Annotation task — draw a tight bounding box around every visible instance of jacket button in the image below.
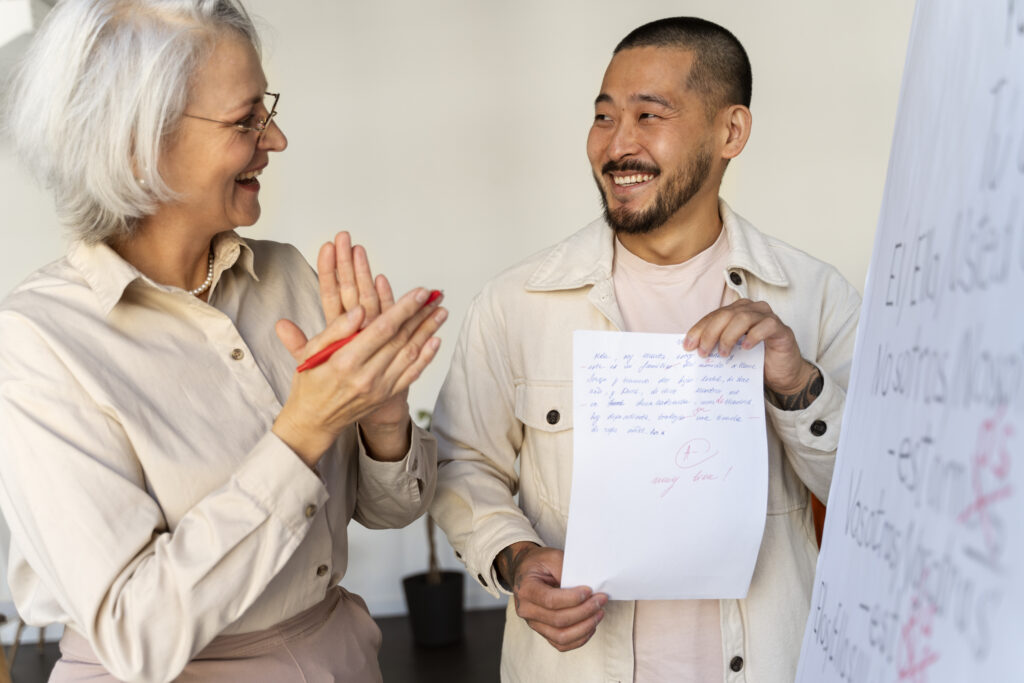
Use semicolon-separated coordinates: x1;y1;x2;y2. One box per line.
729;272;742;286
230;348;245;361
316;564;329;577
730;656;744;672
305;504;317;518
477;573;488;587
810;420;827;436
546;409;560;425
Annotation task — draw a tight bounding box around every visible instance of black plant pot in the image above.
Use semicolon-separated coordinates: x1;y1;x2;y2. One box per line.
401;570;464;647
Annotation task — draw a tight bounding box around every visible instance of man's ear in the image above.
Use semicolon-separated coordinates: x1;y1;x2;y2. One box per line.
719;104;752;161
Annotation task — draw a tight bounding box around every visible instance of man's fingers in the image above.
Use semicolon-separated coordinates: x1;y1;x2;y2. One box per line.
517;576;591;611
517;589;604;627
524;602;606;652
716;309;766;354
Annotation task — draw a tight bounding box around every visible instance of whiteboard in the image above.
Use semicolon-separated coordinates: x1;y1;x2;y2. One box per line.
796;1;1024;681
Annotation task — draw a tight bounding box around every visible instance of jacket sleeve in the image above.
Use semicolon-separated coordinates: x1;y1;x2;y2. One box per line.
764;269;862;503
0;316;327;683
429;291;543;597
353;422;437;529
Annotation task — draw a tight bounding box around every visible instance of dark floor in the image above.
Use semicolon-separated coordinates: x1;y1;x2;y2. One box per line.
7;608;505;682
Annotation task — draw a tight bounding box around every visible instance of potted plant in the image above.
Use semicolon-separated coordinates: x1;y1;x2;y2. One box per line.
401;411;464;647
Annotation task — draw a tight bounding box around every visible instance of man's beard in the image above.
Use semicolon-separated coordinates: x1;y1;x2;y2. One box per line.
595;145;713;235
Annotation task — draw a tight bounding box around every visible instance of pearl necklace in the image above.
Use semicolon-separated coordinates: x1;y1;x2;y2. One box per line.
189;250;215;296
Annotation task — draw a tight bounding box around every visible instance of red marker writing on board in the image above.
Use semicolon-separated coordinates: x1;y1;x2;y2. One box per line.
297;289;443;373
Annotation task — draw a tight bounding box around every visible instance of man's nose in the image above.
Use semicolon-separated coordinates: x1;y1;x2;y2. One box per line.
607;119;641;160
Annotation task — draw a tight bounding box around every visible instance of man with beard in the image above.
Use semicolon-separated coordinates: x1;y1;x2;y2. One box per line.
429;17;861;683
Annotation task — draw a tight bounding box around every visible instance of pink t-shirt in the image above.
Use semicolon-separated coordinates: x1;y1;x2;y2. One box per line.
612;229;733;683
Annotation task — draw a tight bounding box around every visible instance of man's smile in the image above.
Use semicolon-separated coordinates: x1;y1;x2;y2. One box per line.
612;172;656;187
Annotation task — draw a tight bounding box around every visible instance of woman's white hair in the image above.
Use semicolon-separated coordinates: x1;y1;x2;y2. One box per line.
4;0;261;244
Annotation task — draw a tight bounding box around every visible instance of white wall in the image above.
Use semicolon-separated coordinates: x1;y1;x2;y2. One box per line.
0;0;915;628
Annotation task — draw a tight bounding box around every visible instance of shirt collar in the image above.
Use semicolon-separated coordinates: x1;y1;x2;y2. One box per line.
525;198;788;291
67;230;258;317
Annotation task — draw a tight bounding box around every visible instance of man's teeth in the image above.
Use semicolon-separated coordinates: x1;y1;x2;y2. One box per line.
235;168;263;182
613;173;655;186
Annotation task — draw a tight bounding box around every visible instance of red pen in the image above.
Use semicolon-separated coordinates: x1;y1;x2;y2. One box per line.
297;289;443;373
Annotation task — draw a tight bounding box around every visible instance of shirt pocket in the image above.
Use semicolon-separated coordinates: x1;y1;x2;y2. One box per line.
514;381;574;520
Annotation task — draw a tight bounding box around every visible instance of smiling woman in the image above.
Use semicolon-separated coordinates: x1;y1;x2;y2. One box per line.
0;2;446;682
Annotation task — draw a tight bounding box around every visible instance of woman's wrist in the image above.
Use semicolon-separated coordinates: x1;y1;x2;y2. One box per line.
272;407;333;468
358;416;412;462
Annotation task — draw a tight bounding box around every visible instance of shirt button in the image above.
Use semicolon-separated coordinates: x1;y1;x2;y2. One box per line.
230;348;245;361
810;420;828;436
730;655;744;672
455;551;462;559
546;409;560;425
305;504;317;518
477;573;488;587
729;272;743;286
316;564;329;577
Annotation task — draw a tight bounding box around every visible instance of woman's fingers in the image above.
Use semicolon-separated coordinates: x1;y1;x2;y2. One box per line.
352;245;381;319
333;232;361;312
275;318;310;360
381;303;447;394
316;242;342;326
375;274;396;312
390;336;443;395
348;290;445;378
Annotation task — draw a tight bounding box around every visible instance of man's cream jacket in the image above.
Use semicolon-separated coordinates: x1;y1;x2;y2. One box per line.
431;201;862;683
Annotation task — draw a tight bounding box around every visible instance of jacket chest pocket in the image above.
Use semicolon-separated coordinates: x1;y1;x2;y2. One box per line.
514;382;574;519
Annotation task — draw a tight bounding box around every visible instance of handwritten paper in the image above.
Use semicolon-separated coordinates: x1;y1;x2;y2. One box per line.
560;331;767;600
796;3;1024;682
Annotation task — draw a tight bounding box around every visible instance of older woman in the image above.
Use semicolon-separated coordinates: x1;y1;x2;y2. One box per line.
0;1;446;681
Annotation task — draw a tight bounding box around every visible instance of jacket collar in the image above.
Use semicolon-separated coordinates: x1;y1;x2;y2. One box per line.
525;198;789;291
67;230;258;316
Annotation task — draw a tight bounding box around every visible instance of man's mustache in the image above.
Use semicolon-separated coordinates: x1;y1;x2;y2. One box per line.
601;160;660;176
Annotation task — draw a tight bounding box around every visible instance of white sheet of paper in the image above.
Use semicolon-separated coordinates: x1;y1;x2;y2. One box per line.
560;330;768;600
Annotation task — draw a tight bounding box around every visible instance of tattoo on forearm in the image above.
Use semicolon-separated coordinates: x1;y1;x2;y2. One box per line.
496;543;536;592
766;368;824;411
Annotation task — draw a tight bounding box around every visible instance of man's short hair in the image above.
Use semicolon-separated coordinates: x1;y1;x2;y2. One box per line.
614;17;752;116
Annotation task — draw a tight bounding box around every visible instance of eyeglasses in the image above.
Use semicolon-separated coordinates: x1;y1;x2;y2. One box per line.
183;92;280;143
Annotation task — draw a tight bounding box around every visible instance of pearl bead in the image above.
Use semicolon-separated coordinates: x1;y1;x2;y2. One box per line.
189;251;215;296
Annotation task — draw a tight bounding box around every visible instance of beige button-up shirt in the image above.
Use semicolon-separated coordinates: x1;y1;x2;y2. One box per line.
0;232;435;682
430;200;861;683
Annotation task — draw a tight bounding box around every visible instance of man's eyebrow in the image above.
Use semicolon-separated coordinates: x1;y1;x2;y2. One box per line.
635;93;674;109
593;93;676;109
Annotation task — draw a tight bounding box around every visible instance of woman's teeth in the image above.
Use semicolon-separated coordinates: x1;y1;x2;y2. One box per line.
613;173;655;186
235;168;263;183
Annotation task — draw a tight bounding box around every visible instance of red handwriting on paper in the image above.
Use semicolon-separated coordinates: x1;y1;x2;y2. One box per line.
957;408;1014;561
651;475;680;497
675;438;718;470
896;593;939;682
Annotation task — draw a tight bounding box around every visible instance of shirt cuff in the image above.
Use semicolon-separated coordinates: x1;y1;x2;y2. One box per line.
765;362;845;455
465;521;544;598
233;431;329;538
356;421;430;486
